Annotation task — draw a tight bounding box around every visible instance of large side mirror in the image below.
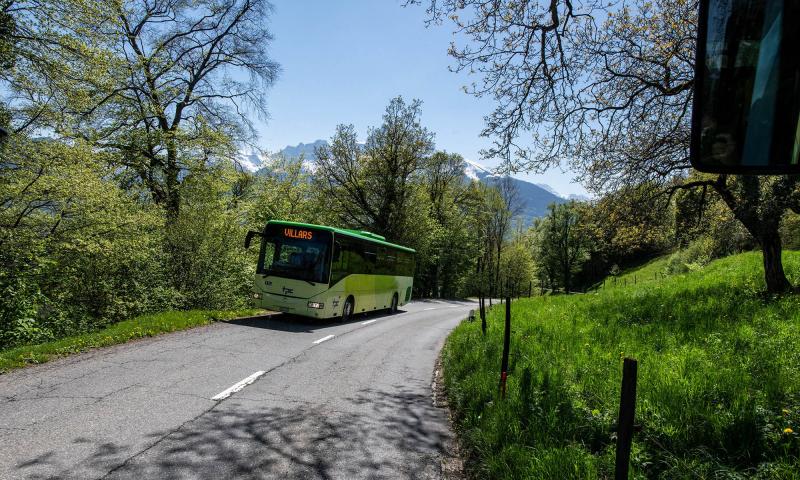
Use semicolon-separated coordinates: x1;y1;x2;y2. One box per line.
244;230;262;249
691;0;800;173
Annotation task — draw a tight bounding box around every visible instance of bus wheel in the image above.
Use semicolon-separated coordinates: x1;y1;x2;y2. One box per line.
341;296;354;323
390;293;398;314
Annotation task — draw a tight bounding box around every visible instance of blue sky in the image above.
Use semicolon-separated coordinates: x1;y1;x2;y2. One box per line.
255;0;587;197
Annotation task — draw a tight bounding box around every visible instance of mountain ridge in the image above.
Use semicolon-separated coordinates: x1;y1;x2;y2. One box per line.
246;141;577;221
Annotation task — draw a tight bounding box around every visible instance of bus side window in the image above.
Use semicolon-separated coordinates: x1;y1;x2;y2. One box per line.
397;251;406;276
333;241;342;263
397;251;414;277
383;248;397;276
349;241;366;274
376;246;388;275
364;245;377;274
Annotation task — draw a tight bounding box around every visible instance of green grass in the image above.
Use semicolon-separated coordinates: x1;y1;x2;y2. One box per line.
0;308;264;373
444;251;800;479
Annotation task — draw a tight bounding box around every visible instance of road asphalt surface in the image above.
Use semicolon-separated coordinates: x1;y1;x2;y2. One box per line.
0;299;475;480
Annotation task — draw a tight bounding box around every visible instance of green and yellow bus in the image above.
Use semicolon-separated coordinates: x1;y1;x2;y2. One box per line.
245;220;415;321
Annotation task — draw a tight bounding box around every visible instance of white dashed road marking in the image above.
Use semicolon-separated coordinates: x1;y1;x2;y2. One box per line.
423;307;436;311
313;334;335;345
212;371;265;401
362;320;377;325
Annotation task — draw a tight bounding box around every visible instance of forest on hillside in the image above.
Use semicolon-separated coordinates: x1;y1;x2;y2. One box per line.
2;0;800;351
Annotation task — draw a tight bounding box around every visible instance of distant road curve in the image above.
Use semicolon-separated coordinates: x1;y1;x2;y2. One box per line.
0;299;474;480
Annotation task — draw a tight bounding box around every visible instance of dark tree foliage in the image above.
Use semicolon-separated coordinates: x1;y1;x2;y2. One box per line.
314;97;435;243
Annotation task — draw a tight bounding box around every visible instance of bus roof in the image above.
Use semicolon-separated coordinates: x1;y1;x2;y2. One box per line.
266;220;416;253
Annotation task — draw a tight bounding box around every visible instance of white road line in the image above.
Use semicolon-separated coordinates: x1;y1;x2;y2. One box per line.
362;319;377;325
212;371;265;401
313;334;335;344
423;307;437;311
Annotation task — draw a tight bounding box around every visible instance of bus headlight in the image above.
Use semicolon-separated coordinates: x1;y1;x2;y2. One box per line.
307;302;324;309
252;292;262;299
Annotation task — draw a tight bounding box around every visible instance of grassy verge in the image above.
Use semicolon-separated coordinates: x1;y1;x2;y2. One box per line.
443;251;800;479
604;255;672;289
0;308;264;373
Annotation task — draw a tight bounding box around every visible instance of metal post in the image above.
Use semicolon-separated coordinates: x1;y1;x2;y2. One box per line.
615;358;638;480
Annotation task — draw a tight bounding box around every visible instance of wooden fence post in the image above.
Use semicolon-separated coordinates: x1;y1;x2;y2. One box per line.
480;296;486;335
615;358;638;480
499;296;511;398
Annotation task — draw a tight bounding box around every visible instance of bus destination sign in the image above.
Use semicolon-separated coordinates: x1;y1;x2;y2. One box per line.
284;228;313;240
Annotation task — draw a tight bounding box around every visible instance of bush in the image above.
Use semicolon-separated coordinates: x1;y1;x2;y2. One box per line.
781;212;800;250
665;238;714;274
0;140;255;349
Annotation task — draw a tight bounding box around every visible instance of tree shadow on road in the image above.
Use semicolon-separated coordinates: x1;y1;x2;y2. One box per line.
15;384;451;480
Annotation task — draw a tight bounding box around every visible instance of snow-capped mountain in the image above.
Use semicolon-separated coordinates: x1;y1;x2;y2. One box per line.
236;150;265;173
567;193;592;201
535;183;561;197
278;140;327;160
463;158;493;181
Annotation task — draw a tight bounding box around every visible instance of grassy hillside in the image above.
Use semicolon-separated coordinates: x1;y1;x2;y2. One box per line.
443;251;800;479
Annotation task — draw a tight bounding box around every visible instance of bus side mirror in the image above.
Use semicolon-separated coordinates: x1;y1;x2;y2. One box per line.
244;230;261;249
691;0;800;174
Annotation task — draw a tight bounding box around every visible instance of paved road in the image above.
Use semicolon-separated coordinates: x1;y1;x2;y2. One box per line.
0;300;474;480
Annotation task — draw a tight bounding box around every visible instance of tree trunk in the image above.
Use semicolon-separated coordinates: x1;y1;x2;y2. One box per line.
760;232;792;294
712;176;795;295
165;140;180;222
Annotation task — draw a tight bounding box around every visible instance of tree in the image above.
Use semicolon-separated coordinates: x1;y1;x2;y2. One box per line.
314;96;435;243
584;183;674;265
532;201;592;293
247;154;320;226
413;0;800;293
488;176;523;295
499;228;535;297
6;0;280;220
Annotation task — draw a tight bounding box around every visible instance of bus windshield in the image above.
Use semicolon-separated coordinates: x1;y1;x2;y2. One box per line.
257;225;332;284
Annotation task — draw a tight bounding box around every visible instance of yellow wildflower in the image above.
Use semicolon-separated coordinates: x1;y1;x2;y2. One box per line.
784;427;794;434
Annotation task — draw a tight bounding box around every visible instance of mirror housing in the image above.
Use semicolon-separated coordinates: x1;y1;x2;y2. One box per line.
244;230;262;249
691;0;800;174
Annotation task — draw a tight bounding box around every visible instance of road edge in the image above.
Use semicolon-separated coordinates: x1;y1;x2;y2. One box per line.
432;349;467;480
0;310;276;375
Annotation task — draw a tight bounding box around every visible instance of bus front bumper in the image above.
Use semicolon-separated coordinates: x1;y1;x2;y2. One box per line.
251;292;335;318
